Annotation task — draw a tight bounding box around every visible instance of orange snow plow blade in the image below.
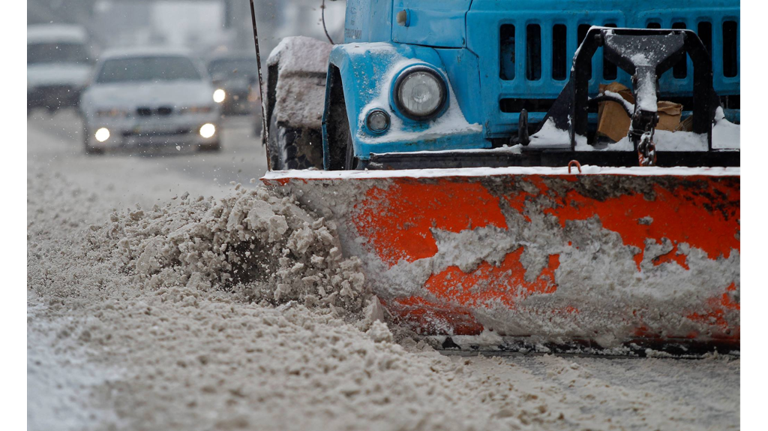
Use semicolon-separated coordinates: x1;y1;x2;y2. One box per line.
263;166;739;351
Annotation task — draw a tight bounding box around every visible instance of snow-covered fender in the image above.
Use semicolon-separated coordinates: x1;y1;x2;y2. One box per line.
322;42;486;168
267;36;333;131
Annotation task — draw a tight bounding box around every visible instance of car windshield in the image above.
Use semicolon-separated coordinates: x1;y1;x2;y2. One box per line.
96;56;202;84
208;59;257;79
27;43;90;65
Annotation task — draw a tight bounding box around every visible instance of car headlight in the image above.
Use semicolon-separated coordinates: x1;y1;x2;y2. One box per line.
96;108;130;118
95;128;110;142
199;123;216;138
393;66;447;120
213;89;226;103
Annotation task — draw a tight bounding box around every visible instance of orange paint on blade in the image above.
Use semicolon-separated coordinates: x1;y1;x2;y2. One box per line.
353;179;508;266
501;177;551;222
389;296;485;335
544;178;739;269
652;245;689;270
424;248;560;308
686;285;740;334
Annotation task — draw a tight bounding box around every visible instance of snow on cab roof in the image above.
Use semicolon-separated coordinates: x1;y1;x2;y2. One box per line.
99;46;197;60
28;24;88;44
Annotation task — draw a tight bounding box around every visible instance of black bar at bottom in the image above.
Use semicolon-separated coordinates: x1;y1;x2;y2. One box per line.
366;150;740;170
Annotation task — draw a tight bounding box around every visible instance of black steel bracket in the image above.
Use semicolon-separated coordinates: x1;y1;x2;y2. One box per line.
540;27;719;151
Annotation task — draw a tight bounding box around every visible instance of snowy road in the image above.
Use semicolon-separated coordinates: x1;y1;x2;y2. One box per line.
27;113;739;431
28;109;268;190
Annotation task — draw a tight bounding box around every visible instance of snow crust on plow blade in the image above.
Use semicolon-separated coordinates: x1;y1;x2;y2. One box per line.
263;167;740;349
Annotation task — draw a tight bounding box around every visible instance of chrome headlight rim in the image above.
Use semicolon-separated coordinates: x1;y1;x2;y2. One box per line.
392;65;448;121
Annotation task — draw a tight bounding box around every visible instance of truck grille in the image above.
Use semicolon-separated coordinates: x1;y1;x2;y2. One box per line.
499;19;739;83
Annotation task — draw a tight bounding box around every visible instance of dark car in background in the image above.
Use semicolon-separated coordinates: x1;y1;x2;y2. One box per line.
27;25;94;114
207;53;260;116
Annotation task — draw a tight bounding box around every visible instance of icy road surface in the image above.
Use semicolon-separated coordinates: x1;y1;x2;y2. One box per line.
27;112;739;431
27;109;269;188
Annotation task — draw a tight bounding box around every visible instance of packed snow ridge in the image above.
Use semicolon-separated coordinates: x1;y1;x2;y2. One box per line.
93;183;372;317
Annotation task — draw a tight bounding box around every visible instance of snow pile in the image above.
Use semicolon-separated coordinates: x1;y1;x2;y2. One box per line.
90;184;368;314
25;167;572;431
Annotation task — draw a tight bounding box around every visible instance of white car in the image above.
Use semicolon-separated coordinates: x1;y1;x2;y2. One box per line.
27;25;93;113
79;48;221;154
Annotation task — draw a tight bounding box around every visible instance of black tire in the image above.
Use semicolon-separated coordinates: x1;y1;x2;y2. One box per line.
267;113;323;170
344;133;359;170
324;81;357;171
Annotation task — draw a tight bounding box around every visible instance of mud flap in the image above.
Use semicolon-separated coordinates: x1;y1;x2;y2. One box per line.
263;167;739;350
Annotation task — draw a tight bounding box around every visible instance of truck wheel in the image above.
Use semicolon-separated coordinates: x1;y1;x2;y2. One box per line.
344;132;359;170
267;112;323;170
327;106;359;171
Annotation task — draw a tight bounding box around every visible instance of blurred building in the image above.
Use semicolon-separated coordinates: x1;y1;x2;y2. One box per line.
28;0;345;67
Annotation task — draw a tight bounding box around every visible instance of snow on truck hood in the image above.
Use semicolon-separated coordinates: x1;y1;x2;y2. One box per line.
27;64;92;88
84;81;214;109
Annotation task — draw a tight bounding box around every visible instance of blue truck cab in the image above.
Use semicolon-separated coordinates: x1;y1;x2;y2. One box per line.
266;1;740;170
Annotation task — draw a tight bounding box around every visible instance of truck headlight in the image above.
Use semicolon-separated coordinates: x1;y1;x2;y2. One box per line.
366;109;390;134
393;66;447;120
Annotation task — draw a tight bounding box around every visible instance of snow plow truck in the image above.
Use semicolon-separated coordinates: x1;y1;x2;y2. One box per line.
256;0;740;354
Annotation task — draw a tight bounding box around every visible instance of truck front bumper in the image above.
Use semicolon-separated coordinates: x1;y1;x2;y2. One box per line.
366;148;741;170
